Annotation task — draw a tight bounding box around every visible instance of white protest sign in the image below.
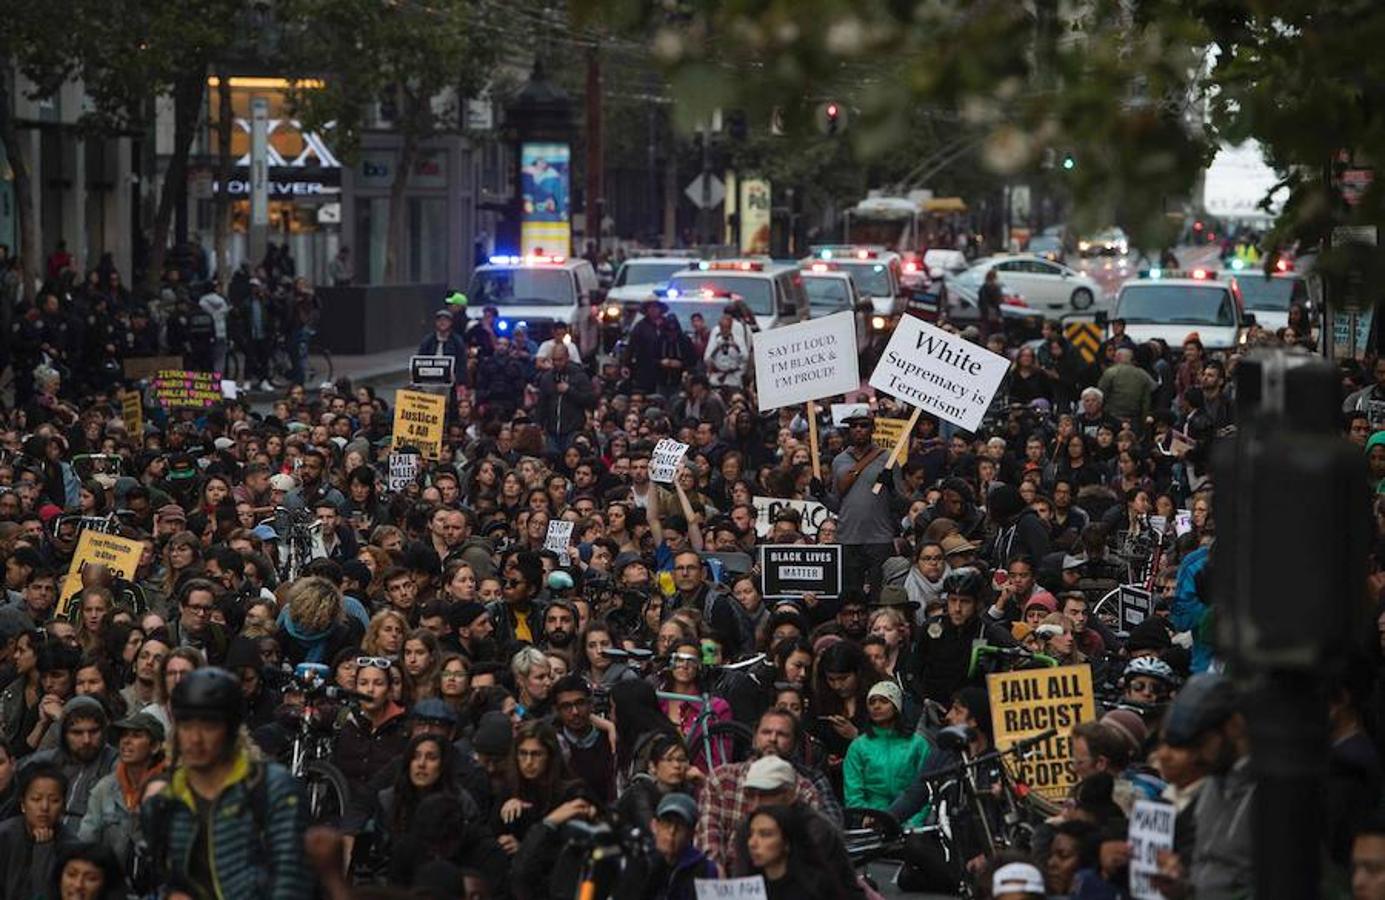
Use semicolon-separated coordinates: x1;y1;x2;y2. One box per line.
868;317;1009;432
754;312;861;412
1128;798;1176;899
1174;509;1193;536
387;453;420;492
650;438;690;483
544;520;575;555
695;876;767;900
752;496;830;538
220;379;239;400
830;402;870;426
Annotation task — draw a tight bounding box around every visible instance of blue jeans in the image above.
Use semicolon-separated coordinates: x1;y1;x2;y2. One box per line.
289;327;313;385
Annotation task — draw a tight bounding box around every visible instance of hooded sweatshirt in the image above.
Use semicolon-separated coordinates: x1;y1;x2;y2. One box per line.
24;696;117;830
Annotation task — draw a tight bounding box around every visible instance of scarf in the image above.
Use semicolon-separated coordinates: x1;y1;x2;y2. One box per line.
117;758;168;811
904;565;949;624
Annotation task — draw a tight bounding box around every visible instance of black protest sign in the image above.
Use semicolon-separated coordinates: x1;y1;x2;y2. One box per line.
411;355;456;385
1119;585;1153;633
759;544;842;598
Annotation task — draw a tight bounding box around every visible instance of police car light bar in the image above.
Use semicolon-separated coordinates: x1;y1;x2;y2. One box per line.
488;254;567;266
701;261;764;272
1141;268;1211;281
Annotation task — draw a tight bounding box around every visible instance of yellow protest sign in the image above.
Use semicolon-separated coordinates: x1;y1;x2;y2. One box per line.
872;417;911;464
121;391;143;438
61;530;144;615
986;663;1097;804
392;389;448;459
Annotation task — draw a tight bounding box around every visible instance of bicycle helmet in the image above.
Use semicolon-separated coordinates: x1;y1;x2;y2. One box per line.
1123;656;1176;685
943;566;985;599
171;667;243;729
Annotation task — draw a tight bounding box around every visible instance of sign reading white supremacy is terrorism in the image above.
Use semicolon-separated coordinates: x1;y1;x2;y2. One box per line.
754;313;861;412
868;317;1009;432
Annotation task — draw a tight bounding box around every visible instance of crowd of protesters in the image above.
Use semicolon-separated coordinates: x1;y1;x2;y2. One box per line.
0;255;1383;900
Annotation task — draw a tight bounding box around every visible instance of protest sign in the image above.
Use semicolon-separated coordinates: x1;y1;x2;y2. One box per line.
872;417;912;464
122;355;184;381
392;389;448;459
387;453;420;492
650;438;689;483
986;664;1097;804
869;317;1009;432
220;379;239;400
150;370;223;409
759;544;843;598
695;877;766;900
410;355;456;385
1174;509;1193;536
1119;585;1153;632
752;496;829;538
120;391;143;437
544;520;576;555
753;313;861;412
1128;798;1176;899
830;402;869;426
61;530;144;615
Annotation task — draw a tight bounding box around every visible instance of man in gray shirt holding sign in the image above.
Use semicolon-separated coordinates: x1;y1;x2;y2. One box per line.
814;412;904;600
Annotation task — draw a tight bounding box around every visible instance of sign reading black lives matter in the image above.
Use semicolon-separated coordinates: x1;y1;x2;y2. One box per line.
754;313;861;412
759;544;843;598
410;355;455;385
869;317;1009;431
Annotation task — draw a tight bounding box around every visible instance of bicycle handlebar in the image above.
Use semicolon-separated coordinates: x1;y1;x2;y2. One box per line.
967;644;1058;677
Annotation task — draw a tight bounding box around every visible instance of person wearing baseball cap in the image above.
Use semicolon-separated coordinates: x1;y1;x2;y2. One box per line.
81;710;168;862
991;861;1045;899
418;303;467;385
646;792;719;893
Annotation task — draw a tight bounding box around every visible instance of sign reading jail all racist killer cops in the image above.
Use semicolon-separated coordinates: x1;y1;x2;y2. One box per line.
869;317;1009;432
754;313;861;412
987;664;1096;804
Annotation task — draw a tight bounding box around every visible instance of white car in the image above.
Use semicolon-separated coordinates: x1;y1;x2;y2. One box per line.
958;255;1103;314
467;255;601;340
1102;271;1254;351
801;268;871;354
923;249;969;280
663;261;810;332
606;256;700;304
1211;267;1307;332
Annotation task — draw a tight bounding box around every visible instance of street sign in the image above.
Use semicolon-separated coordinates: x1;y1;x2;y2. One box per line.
410;355;455;385
685;174;725;209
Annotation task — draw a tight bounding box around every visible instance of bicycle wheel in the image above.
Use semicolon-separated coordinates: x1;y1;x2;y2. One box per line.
705;720;754;767
303;758;352;824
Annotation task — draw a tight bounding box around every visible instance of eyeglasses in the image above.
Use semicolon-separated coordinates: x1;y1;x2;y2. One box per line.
356;656;394;670
183;603;214;616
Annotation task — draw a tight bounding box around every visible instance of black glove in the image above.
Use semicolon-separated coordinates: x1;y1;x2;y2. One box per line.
875;468;893;490
809;477;824;496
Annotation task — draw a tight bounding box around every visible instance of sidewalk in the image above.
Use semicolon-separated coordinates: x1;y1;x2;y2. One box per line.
332;344;415;385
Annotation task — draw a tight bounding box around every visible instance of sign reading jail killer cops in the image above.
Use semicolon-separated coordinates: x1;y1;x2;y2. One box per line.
150;370;224;409
986;664;1096;804
61;530;144;615
752;497;829;538
754;313;861;412
869;317;1009;432
386;453;420;492
392;389;447;459
759;544;843;598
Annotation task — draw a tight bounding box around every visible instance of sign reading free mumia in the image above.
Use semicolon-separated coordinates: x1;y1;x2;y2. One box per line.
759;544;843;599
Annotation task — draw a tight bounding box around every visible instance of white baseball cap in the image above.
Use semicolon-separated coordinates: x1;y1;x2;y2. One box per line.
992;861;1045;896
268;474;296;492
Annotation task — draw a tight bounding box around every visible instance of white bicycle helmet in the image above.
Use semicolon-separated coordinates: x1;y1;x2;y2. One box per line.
1123;655;1177;685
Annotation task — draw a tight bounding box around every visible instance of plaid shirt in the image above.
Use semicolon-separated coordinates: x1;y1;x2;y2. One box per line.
694;760;823;872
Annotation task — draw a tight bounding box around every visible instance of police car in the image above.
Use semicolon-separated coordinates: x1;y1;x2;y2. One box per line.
662;260;810;332
801;265;871;355
1212;258;1307;332
1098;268;1255;351
804;246;907;317
466;254;601;340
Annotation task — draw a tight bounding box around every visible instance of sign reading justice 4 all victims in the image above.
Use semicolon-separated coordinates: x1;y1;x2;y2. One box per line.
869;317;1009;432
754;313;861;412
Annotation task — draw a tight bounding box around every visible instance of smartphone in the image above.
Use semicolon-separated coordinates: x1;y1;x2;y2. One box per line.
992;569;1008;588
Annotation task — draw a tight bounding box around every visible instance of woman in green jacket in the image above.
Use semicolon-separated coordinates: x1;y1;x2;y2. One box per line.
843;681;932;825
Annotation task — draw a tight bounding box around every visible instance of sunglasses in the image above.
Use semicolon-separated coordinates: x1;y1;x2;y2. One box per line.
355;656;393;670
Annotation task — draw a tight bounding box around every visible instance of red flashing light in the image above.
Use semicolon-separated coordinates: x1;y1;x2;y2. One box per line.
826;103;839;118
1275;258;1291;272
810;263;830;273
903;261;919;274
707;261;764;272
1191;268;1209;280
1193;220;1204;231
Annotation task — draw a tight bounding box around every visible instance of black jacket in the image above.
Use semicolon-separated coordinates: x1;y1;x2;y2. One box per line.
911;614;1016;704
535;365;597;439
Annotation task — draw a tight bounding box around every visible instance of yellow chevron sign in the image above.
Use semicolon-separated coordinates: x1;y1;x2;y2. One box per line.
1065;322;1103;363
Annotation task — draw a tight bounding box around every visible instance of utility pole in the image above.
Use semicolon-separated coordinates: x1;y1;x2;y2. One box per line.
698;120;712;247
583;46;603;255
248;96;270;265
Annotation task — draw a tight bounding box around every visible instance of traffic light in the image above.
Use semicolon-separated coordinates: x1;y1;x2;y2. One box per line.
817;101;846;136
1061;154;1076;171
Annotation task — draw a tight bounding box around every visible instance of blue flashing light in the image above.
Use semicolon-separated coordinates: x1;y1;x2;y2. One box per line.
1229;258;1246;271
820;249;833;260
496;320;510;332
667;288;681;299
489;255;521;266
697;261;710;271
1148;268;1162;279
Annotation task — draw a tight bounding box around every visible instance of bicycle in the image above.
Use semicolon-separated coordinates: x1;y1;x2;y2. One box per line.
280;662;357;824
654;653;762;769
224;332;334;389
258;506;325;583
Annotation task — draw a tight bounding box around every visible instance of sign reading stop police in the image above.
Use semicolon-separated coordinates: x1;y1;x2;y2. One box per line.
986;664;1096;804
392;389;448;459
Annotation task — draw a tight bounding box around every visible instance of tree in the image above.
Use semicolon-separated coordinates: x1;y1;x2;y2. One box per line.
283;0;503;282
